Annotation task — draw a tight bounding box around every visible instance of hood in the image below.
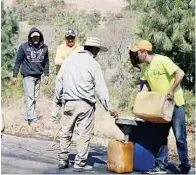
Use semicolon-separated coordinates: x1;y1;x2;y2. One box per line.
28;27;44;46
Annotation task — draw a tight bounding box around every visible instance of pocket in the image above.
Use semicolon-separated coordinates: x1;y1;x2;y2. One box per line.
64;101;75;115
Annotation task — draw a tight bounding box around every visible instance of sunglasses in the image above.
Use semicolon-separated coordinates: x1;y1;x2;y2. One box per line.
129;51;141;64
129;51;138;58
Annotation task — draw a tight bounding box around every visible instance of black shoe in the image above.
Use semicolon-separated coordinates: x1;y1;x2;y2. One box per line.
58;160;69;169
27;119;37;125
147;166;167;174
179;164;191;174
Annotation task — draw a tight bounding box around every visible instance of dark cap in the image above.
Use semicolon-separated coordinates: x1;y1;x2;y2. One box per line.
65;29;76;38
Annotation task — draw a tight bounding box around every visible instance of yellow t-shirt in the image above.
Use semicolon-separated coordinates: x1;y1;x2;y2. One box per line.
141;54;185;106
54;42;83;65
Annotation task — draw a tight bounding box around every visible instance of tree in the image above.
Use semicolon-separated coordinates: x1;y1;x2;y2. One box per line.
126;0;195;90
14;0;34;21
1;1;19;78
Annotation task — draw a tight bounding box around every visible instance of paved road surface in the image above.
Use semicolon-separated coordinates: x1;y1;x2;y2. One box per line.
1;135;195;174
1;135;110;174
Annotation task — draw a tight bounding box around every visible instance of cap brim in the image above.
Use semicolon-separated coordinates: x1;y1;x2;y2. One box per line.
31;34;40;37
65;34;76;37
100;46;108;52
130;46;140;52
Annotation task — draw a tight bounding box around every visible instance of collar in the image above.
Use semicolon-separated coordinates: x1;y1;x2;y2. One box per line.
78;50;93;57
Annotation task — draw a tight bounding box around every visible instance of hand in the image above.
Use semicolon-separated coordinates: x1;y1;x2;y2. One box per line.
56;99;62;107
11;77;18;86
167;91;174;101
110;109;119;118
43;76;49;85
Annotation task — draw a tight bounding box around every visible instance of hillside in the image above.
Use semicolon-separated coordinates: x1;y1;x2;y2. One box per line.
65;0;127;14
5;0;127;14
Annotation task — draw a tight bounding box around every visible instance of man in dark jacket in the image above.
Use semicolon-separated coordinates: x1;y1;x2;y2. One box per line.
12;27;49;125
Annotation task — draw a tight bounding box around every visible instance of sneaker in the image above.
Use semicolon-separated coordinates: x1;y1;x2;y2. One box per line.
58;160;69;169
147;166;167;174
73;164;93;172
179;164;191;174
28;119;37;125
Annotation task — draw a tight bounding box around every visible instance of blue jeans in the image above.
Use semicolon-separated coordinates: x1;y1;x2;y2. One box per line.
151;123;170;165
156;105;190;168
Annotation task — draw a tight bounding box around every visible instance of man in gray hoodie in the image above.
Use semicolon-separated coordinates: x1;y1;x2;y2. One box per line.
55;37;118;171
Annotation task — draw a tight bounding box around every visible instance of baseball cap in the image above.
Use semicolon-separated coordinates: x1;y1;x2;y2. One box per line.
130;40;152;52
30;32;40;37
65;29;76;38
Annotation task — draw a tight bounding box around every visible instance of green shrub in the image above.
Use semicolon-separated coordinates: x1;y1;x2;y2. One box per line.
109;83;139;113
184;90;195;125
109;57;140;114
1;1;20;99
1;74;24;99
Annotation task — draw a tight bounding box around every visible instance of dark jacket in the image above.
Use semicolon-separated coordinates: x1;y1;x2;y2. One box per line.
13;27;49;78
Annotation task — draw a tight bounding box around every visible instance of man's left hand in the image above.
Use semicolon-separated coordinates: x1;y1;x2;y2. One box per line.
43;76;49;85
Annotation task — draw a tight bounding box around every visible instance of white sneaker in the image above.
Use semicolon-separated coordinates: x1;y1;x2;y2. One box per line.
147;166;167;174
73;164;93;172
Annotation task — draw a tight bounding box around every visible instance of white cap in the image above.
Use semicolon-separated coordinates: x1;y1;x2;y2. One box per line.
84;37;108;52
31;32;40;37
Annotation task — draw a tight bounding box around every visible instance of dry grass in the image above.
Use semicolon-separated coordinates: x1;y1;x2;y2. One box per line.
1;94;124;141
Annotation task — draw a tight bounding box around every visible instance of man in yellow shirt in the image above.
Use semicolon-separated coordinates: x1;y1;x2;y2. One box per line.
52;29;83;121
54;29;83;73
130;40;190;174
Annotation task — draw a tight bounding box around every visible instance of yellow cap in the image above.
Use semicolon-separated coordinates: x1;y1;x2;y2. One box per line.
130;40;152;52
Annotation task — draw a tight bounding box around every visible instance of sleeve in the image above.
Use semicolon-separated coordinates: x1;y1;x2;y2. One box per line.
162;57;179;76
75;45;84;52
140;63;147;80
43;48;49;76
140;80;148;90
94;63;113;111
55;63;64;101
13;45;24;78
54;46;64;65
